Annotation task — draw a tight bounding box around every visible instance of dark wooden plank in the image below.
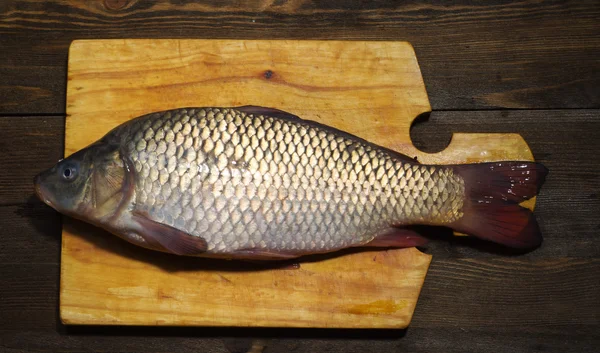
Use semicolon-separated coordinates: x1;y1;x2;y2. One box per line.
415;258;600;333
0;116;64;206
266;328;599;353
0;264;59;332
0;204;61;265
0;0;598;114
1;329;598;353
0;116;63;264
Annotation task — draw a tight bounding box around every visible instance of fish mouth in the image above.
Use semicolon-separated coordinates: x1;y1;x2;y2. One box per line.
34;174;53;208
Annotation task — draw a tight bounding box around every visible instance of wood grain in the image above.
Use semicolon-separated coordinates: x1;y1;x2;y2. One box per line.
0;116;64;206
0;0;598;113
1;110;599;351
3;326;598;353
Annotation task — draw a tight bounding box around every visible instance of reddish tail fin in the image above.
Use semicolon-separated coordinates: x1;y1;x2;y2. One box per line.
451;162;548;249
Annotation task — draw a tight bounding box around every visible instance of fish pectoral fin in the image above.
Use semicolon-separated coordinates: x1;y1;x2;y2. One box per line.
131;211;208;256
362;228;429;248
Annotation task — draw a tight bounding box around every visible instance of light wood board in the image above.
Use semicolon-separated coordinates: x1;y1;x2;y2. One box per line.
61;39;536;328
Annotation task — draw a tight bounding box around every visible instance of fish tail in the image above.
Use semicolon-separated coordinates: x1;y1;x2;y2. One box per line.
450;161;549;248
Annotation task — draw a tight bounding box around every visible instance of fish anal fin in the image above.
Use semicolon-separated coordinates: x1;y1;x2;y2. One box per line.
132;211;208;256
233;248;302;260
362;228;429;248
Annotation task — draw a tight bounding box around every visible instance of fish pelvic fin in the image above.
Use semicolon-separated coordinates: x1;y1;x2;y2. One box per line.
450;161;548;249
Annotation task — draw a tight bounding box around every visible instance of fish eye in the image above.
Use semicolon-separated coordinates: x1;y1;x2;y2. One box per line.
62;165;77;181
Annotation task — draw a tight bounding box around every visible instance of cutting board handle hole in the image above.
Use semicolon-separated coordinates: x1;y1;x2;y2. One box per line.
410;111;452;154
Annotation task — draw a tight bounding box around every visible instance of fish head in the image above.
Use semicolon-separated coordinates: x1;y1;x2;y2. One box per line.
34;141;132;224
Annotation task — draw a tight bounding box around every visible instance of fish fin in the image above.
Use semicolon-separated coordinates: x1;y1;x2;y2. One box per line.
379;147;421;164
232;248;302;260
235;106;302;121
452;161;548;203
362;228;429;248
131;211;208;256
234;105;419;164
453;203;542;249
451;162;548;248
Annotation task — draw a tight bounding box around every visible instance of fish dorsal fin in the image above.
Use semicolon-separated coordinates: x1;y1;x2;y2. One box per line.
234;105;302;122
234;105;419;164
132;210;208;256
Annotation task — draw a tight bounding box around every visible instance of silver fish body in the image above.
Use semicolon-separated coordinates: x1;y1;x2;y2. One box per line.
120;107;463;254
35;106;547;258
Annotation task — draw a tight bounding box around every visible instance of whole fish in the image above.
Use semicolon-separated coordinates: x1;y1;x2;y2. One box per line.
34;106;547;259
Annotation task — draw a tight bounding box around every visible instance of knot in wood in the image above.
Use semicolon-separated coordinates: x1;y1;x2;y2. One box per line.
104;0;130;11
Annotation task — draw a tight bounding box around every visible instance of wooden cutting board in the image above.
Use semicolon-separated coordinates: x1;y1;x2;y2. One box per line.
61;39;536;328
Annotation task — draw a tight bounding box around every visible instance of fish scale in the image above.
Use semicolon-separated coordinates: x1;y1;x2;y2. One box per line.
115;107;465;254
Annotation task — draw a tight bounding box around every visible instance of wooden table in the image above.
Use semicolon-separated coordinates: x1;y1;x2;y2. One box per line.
1;1;598;352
